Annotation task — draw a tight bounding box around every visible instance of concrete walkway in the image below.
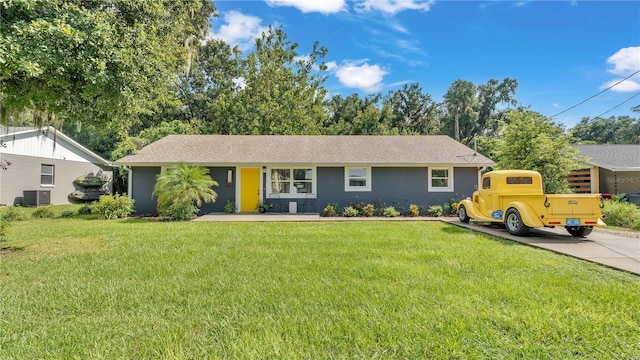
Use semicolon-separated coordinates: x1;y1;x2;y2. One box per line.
193;213;640;275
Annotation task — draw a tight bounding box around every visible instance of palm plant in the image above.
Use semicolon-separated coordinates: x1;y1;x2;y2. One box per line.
152;163;219;220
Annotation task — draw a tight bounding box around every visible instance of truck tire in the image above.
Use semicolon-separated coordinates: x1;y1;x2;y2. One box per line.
505;208;530;236
566;226;593;237
458;205;471;223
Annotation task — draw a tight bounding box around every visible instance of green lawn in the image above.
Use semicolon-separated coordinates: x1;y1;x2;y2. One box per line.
1;218;639;359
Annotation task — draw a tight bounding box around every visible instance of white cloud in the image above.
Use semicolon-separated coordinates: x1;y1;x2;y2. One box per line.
606;46;640;75
600;78;640;92
395;39;427;56
355;0;435;15
264;0;346;14
334;60;388;93
601;46;640;92
552;103;561;109
210;11;268;51
325;61;338;71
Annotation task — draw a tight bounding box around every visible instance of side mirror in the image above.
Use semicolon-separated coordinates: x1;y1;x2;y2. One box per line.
474;185;478;190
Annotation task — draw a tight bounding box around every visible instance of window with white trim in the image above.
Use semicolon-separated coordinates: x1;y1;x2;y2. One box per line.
41;164;55;186
269;167;315;198
345;167;371;192
428;167;453;192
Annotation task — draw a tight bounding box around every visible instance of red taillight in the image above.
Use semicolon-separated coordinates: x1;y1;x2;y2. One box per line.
585;221;597;225
549;221;561;225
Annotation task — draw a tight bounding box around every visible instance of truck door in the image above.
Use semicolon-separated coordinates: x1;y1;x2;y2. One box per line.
478;175;493;216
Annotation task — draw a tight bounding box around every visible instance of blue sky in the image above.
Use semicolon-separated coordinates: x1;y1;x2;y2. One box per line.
210;0;640;128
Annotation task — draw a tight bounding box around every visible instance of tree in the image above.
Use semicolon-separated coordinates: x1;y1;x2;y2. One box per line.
152;164;219;221
442;80;477;142
475;78;518;137
441;78;518;144
177;39;243;134
322;93;393;135
216;26;329;135
570;116;639;144
384;83;439;134
0;0;216;128
495;108;578;193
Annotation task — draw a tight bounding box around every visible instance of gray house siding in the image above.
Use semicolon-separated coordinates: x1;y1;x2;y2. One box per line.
314;167;477;211
199;167;236;214
0;154;111;206
131;166;237;215
130;165;479;215
130;167;161;215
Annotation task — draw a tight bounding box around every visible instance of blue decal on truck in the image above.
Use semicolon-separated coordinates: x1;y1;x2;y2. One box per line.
491;210;504;220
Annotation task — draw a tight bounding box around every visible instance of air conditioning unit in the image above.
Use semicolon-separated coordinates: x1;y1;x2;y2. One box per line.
23;190;51;206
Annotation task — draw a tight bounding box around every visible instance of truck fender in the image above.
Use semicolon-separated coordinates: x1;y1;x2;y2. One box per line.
505;201;545;228
459;199;484;220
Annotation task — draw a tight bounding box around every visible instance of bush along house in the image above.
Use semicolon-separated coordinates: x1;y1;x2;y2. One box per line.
115;135;496;215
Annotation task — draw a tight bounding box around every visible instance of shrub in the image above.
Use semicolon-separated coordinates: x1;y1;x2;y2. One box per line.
343;206;359;217
602;200;640;230
164;203;199;220
2;207;28;221
450;201;460;215
323;203;337;217
32;206;55;219
383;206;400;217
223;200;236;214
78;204;93;215
428;205;443;217
362;203;375;217
408;204;420;217
152;164;218;221
61;210;75;218
94;194;135;220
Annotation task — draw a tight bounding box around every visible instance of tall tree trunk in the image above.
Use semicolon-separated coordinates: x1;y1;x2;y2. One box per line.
454;103;460;142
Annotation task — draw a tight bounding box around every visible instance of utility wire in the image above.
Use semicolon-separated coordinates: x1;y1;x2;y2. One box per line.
550;68;640;118
593;92;640;118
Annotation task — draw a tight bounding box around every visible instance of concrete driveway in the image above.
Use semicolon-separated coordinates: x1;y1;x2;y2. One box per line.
447;219;640;275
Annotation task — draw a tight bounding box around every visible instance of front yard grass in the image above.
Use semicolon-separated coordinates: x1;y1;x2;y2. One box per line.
1;219;638;359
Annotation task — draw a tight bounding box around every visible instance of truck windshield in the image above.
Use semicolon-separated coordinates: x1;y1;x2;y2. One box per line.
506;177;533;185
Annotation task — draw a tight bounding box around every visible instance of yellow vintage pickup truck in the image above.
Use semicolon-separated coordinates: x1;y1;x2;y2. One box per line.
458;170;606;237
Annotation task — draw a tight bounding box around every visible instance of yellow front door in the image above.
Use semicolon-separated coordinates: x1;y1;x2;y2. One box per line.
240;168;260;212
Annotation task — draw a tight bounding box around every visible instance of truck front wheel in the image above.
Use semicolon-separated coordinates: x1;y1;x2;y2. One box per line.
505;208;530;236
458;205;471;223
566;226;593;237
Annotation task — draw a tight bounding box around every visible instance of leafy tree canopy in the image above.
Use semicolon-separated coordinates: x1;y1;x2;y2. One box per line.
495;108;579;193
0;0;216;128
569;116;640;144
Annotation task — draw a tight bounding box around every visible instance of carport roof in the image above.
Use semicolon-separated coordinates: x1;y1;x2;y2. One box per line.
115;135;496;167
574;144;640;171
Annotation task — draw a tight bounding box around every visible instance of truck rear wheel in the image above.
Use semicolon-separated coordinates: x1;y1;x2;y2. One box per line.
566;226;593;237
458;205;470;223
505;208;530;236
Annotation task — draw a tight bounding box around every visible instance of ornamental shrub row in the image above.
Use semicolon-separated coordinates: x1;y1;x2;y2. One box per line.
322;199;460;218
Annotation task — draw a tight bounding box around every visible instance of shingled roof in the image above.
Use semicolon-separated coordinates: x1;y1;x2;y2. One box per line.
116;135;495;167
574;144;640;171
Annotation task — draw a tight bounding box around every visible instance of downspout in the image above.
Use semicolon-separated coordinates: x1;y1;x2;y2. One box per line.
123;166;132;199
477;166;486;190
